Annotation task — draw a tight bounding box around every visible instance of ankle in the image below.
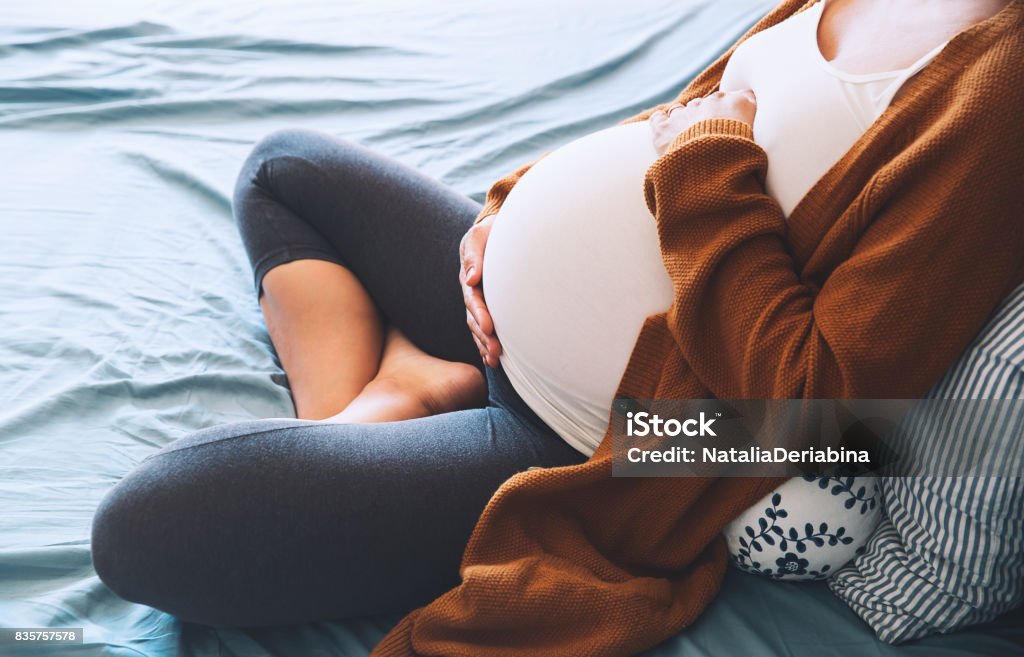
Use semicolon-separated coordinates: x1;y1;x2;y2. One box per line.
362;374;416;403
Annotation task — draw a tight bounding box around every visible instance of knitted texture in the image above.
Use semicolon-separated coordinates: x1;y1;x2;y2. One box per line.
374;1;1024;655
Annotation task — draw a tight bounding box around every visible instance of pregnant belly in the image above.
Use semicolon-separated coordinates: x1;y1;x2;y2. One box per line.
483;121;674;452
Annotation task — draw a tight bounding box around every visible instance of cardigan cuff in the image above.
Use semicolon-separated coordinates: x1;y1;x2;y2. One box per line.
474;210;498;225
474;199;499;223
666;118;755;154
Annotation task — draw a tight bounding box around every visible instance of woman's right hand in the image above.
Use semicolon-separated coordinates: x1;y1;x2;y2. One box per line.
460;214;502;367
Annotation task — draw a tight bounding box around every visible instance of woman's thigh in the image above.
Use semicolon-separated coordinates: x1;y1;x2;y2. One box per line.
90;375;584;627
233;128;482;366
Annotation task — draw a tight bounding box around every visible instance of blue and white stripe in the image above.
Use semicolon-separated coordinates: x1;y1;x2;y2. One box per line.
829;282;1024;643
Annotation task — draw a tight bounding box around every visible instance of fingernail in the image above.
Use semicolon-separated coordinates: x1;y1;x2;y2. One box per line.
466;266;476;279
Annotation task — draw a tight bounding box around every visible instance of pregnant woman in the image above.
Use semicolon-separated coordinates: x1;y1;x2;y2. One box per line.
92;1;1022;655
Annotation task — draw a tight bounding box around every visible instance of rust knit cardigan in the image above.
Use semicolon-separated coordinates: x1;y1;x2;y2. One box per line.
373;1;1024;655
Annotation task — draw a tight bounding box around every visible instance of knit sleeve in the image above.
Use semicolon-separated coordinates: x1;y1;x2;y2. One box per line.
643;116;1024;399
473;101;687;225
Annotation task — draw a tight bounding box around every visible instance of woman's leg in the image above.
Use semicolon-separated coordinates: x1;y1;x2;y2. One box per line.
91;367;586;627
233;128;485;420
257;259;385;419
327;324;485;424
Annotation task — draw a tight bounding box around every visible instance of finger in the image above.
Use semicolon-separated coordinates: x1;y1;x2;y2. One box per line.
481;339;501;366
461;233;479;280
461;279;494;337
468;290;494;337
466;310;487;355
464;292;499;364
486;334;503;365
462;231;485;286
465;297;485;338
465;307;494;352
460;273;481;325
740;88;756;103
466;306;502;364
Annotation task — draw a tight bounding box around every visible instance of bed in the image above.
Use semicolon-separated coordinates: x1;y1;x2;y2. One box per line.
1;0;1021;655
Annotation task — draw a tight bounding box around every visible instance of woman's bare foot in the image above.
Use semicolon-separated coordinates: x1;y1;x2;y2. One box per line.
324;326;486;423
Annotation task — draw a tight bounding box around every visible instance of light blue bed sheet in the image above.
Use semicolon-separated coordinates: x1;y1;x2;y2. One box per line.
1;1;1021;655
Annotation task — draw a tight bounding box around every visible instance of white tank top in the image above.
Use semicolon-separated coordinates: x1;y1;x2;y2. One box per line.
482;0;948;456
719;0;949;216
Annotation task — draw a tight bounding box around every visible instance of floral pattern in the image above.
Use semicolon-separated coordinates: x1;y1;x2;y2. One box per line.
776;553;812;576
726;475;881;581
806;473;879;515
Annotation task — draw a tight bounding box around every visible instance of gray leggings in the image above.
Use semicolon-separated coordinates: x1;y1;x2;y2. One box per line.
90;129;586;627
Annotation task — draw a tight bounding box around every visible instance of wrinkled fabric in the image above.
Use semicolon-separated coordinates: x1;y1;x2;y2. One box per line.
2;1;1021;656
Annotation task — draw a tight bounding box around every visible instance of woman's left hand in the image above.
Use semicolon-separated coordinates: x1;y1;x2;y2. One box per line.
649;89;756;155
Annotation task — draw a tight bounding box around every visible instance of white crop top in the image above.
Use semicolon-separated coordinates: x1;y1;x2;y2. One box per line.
482;0;949;456
719;0;949;216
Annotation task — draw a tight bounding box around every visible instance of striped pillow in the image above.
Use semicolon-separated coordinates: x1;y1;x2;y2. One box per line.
828;283;1024;643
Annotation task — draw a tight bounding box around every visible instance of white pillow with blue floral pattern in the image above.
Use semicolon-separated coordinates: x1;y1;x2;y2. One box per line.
724;474;881;580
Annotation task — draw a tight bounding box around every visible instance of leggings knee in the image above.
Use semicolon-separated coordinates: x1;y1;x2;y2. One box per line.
90;422;308;625
90;447;219;622
232;128;366;234
236;128;312;198
90;468;156;608
237;128;363;192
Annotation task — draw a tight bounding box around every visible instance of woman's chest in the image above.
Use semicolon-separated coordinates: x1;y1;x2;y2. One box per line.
717;1;944;220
